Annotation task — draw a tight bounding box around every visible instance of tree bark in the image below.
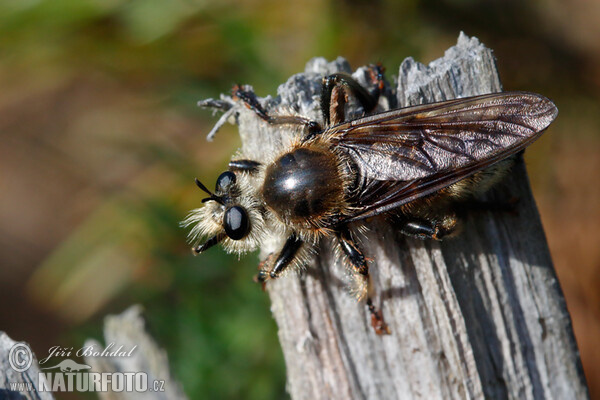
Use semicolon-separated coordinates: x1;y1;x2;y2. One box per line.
221;33;588;400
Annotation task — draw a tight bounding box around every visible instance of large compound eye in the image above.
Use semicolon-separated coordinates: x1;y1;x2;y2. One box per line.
223;206;249;240
215;171;236;193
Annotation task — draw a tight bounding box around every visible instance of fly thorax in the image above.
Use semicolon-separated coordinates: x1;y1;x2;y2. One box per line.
261;147;345;228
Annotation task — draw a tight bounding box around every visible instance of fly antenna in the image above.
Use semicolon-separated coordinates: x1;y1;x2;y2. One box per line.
195;178;213;195
195;178;225;205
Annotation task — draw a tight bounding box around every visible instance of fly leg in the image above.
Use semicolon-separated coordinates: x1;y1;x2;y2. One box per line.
321;64;385;126
255;234;303;283
232;85;323;137
228;159;262;174
336;227;390;335
395;214;459;241
234;65;386;142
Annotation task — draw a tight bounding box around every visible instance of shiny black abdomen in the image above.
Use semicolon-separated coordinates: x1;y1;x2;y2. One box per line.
262;147;343;223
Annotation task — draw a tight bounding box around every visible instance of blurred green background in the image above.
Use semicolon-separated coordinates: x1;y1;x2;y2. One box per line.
1;0;599;399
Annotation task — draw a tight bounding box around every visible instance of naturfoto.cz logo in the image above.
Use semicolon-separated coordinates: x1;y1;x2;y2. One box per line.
7;342;165;394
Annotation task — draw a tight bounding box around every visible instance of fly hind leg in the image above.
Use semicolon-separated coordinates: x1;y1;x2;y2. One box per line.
336;227;390;335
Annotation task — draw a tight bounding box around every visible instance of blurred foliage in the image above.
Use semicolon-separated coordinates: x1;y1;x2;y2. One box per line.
1;0;600;399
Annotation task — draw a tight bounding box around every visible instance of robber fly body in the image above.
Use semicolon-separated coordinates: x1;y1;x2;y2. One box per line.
184;65;557;334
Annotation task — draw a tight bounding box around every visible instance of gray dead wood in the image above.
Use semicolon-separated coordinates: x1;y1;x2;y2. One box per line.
84;305;188;400
0;332;54;399
0;306;186;399
208;33;588;400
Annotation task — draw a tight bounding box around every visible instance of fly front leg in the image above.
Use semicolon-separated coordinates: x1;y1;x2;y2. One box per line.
336;227;390;335
228;159;262;174
255;234;303;283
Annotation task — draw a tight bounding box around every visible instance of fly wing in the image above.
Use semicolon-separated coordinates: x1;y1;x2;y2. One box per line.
328;92;557;221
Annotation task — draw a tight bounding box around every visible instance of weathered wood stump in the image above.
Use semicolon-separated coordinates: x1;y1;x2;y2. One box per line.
209;33;588;400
